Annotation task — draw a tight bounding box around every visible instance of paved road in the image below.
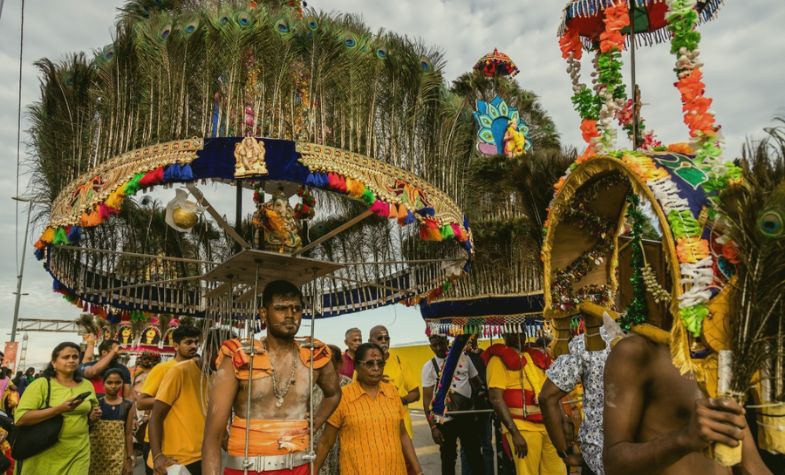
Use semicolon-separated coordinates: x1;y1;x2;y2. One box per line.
134;410;454;474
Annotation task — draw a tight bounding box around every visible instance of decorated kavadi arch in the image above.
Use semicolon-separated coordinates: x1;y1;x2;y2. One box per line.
30;0;474;337
542;150;736;393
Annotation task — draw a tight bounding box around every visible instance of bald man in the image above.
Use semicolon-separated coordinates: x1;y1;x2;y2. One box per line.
369;325;420;438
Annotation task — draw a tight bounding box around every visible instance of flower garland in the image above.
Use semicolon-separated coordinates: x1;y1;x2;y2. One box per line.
619;193;648;331
294;186;316;220
560;1;662;157
560;25;601;159
595;1;629;151
665;0;741;192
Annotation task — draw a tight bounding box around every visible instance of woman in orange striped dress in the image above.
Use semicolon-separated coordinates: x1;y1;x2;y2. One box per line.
315;343;423;475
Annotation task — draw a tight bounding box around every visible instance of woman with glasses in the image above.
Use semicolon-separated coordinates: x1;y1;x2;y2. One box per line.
315;343;424;475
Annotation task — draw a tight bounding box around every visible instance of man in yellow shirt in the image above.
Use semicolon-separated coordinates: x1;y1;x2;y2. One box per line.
369;325;419;438
136;325;200;475
484;334;562;475
149;357;207;474
149;328;221;475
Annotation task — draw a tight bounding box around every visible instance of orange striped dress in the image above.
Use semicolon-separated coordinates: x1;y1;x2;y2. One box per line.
326;381;407;475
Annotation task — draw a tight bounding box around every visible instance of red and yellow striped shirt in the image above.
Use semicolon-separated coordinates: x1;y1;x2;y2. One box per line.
327;381;407;475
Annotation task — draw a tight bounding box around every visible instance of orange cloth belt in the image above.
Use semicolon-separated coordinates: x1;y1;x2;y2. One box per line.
227;419;309;457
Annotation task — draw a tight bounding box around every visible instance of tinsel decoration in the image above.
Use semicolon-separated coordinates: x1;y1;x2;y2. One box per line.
642;263;671;303
619;193;648;330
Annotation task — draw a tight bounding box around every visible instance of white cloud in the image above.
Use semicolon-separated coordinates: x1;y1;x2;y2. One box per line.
0;0;783;364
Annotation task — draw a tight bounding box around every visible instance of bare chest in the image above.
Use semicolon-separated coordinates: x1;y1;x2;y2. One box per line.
639;350;731;475
234;360;314;421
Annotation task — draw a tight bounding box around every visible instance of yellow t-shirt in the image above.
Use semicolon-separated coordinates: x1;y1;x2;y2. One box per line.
382;352;418;438
486;352;547;433
327;382;407;475
147;359;207;467
141;358;178;442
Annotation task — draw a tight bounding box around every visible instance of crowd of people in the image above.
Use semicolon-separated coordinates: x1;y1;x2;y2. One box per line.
2;279;780;475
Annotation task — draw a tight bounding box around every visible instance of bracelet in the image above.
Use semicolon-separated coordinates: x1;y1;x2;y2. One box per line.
152;453;165;463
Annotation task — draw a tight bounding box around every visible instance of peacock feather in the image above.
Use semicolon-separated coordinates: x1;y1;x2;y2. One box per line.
720;122;785;400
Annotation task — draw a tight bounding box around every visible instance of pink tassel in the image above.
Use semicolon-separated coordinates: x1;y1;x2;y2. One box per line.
98;203;112;220
369;200;390;217
327;173;340;190
451;223;466;242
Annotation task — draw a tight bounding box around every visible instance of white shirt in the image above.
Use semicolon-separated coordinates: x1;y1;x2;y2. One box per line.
421;353;478;399
546;328;611;475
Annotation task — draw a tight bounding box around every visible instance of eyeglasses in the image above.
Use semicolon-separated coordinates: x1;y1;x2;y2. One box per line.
375;336;390;341
359;359;386;369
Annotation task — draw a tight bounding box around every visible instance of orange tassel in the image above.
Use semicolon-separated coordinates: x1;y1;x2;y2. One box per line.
388;202;399;219
41;227;55;243
86;210;103;227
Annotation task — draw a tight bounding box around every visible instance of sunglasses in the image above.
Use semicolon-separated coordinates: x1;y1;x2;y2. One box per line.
375;335;390;341
359;359;386;369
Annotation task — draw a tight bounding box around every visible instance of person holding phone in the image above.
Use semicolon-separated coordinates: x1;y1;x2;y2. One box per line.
15;342;101;474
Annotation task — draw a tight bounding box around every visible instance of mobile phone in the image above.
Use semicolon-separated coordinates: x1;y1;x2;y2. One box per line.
72;391;92;402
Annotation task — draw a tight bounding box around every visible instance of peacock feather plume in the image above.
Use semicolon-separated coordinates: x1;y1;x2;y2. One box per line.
720;120;785;400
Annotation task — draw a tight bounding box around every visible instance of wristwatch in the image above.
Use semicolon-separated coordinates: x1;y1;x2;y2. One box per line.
557;446;573;460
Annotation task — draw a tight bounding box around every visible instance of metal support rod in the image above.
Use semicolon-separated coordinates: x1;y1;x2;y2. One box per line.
55;244;219;265
243;267;258;475
235;180;243;253
187;183;251;249
629;6;639;150
11;200;33;343
292;210;373;256
308;268;317;475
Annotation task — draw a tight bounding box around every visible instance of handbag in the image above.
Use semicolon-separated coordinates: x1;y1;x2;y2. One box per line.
431;358;473;413
10;378;64;460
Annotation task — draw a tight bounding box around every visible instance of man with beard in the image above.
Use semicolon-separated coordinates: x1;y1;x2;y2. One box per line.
340;328;362;378
81;339;132;398
203;280;341;475
137;325;201;475
369;325;420;439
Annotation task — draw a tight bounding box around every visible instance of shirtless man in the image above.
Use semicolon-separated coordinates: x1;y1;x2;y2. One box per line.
202;280;341;475
603;334;772;475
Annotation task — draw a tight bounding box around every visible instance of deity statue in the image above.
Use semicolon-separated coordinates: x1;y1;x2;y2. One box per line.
142;326;162;345
252;190;302;253
503;120;526;159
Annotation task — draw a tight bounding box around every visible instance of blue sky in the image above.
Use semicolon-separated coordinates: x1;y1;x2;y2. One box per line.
1;0;783;366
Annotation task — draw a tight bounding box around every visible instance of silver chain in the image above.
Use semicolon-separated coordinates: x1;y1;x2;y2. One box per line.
266;340;298;407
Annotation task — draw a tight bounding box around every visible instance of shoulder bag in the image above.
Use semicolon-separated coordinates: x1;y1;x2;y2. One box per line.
431;358;473;413
10;377;64;460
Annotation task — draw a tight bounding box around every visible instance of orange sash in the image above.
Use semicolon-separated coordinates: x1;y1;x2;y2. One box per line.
227;419;309;456
216;338;331;381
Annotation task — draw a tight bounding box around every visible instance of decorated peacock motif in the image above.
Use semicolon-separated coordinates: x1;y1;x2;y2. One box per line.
473;96;532;158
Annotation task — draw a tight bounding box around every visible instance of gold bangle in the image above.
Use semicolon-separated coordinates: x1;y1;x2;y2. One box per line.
152;453;165;463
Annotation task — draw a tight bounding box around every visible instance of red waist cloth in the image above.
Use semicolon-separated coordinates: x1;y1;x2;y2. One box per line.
503;388;543;423
225;465;308;475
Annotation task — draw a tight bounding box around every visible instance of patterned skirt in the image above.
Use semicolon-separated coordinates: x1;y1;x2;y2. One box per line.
90;419;126;475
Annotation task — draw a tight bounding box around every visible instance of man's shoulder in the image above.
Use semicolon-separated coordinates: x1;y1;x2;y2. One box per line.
606;334;656;370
